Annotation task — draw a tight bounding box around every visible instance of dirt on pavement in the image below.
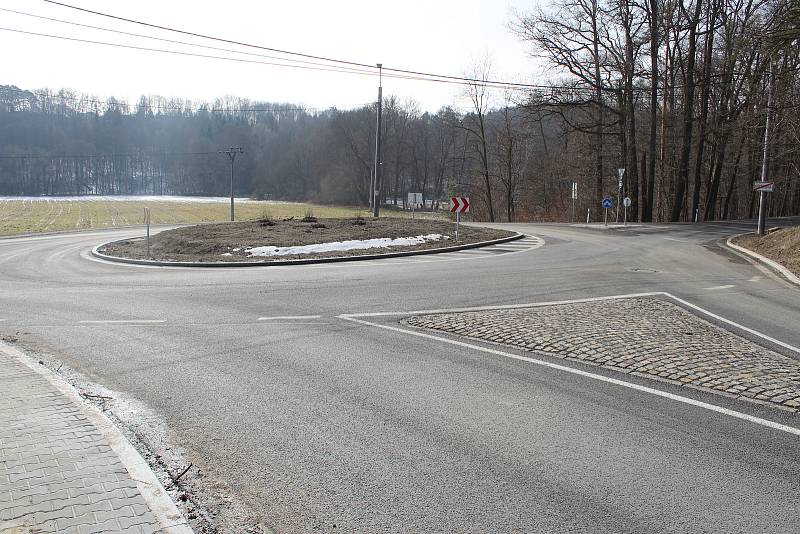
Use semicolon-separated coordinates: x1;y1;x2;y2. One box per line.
733;227;800;277
99;217;514;263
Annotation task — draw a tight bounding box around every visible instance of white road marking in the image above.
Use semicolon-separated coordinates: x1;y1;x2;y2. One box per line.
665;293;800;355
258;315;322;321
703;285;736;291
748;275;764;282
663;237;689;243
344;292;665;318
343;291;800;356
340;315;800;437
79;320;166;324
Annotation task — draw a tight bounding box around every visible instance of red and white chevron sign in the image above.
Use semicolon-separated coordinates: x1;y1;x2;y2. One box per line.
450;196;469;213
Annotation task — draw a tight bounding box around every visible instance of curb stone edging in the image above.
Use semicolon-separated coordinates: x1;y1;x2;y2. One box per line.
91;232;527;267
726;234;800;287
0;341;193;534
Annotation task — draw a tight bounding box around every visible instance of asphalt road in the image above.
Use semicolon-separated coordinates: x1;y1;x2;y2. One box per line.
2;219;799;533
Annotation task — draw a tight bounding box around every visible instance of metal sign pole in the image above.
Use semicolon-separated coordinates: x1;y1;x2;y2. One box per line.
456;211;460;242
144;207;150;258
624;206;627;226
604;207;608;226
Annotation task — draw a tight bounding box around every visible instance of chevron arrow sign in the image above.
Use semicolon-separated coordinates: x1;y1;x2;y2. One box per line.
450;197;470;213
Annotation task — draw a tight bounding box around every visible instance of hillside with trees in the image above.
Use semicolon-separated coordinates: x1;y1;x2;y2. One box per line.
0;0;797;222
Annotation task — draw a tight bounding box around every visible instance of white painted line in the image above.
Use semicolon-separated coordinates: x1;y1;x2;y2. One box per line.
663;237;689;243
344;291;800;356
79;320;166;324
0;342;192;532
258;315;322;321
703;285;736;291
664;293;800;355
340;316;800;437
343;292;665;318
748;275;763;282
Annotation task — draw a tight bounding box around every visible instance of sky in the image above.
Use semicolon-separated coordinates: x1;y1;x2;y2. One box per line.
0;0;546;113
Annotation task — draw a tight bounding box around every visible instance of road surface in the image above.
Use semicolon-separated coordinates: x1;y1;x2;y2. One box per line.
1;219;798;532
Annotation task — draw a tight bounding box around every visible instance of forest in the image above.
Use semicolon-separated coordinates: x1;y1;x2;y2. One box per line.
0;0;797;223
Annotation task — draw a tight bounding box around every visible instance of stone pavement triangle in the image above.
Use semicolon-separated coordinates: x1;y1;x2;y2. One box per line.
0;344;191;534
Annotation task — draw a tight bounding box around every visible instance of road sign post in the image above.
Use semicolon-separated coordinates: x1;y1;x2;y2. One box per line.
616;168;625;223
571;182;577;222
602;197;612;226
143;207;151;258
450;196;469;241
408;192;422;220
623;196;631;226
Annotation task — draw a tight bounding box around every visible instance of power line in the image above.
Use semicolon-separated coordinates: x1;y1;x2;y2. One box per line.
0;24;538;92
39;0;550;90
0;7;379;77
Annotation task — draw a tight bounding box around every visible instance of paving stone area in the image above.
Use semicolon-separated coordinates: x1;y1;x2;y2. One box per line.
405;298;800;411
0;351;162;533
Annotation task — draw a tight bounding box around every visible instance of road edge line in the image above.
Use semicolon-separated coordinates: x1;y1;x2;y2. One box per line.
725;234;800;287
338;316;800;437
0;341;192;533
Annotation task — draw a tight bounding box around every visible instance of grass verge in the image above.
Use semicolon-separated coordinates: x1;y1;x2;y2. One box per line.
732;227;800;277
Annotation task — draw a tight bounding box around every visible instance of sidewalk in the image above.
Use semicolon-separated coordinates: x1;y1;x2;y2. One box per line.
0;344;190;534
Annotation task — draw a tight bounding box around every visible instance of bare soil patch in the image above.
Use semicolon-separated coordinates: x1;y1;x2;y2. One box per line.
99;217;515;263
733;227;800;277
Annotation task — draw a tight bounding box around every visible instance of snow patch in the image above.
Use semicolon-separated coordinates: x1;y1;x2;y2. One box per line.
245;234;449;257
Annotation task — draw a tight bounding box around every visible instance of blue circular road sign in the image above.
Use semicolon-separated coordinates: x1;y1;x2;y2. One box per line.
602;197;612;209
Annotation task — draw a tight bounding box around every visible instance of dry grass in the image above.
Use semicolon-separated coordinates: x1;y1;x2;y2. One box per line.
0;198;445;236
734;227;800;277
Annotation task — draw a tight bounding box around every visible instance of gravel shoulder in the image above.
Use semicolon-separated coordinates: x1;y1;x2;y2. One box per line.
732;227;800;278
99;217;514;263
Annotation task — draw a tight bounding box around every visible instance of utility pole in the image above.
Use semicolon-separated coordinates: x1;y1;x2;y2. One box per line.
372;63;383;218
220;147;244;222
616;168;625;223
757;61;774;236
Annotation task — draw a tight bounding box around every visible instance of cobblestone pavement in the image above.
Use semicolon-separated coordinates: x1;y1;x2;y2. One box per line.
0;350;166;533
405;297;800;411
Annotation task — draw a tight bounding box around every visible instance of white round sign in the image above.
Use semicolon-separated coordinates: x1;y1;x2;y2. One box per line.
623;197;631;208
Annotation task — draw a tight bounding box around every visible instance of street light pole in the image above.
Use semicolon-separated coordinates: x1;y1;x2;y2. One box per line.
220;147;244;222
757;61;774;236
372;63;383;218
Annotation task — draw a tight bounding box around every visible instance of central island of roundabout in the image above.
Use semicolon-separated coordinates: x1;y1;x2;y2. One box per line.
92;215;522;267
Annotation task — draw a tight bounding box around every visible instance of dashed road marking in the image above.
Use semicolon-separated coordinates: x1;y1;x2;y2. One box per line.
79;319;166;324
258;315;322;321
703;285;736;291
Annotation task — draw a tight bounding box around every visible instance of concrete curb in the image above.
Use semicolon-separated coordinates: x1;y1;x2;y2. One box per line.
726;233;800;287
0;342;193;534
91;232;526;267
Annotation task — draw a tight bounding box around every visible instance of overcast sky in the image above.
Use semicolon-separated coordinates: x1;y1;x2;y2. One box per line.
1;0;545;112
